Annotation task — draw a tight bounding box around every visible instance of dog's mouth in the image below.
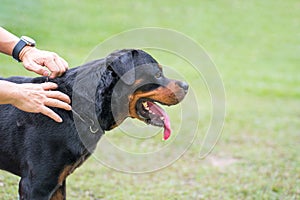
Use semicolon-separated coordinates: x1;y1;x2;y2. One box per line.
136;98;171;140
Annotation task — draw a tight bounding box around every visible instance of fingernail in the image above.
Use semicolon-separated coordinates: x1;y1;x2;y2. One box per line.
43;71;49;77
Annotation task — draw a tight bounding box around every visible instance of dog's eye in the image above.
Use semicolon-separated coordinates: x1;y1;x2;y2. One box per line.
155;72;162;79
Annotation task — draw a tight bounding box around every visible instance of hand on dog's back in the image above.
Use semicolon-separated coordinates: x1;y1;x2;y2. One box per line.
0;80;71;122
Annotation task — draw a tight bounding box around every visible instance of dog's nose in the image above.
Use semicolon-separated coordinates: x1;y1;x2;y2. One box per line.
176;81;189;92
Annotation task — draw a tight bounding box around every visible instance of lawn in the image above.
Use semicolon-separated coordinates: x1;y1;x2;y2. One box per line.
0;0;299;199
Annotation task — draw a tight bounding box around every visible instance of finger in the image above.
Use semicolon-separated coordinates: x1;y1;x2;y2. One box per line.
23;60;49;77
44;98;72;111
43;70;51;77
19;83;43;91
40;106;63;123
46;60;60;79
41;82;58;90
53;57;66;77
45;91;71;104
60;57;69;70
56;56;69;71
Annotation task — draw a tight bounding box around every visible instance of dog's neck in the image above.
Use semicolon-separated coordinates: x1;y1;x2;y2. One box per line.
37;60;124;131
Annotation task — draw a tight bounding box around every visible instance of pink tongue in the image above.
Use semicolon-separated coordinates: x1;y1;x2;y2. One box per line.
147;102;171;140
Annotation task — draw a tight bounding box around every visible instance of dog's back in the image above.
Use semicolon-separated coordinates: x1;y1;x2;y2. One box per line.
0;75;79;174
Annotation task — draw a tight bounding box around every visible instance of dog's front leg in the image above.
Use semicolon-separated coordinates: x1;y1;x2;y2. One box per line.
18;173;64;200
19;177;53;200
19;177;30;200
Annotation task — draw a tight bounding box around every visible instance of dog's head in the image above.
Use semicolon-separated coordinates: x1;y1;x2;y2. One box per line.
106;49;188;140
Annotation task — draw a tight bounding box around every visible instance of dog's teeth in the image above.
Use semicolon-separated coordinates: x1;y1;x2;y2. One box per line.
142;102;149;110
160;117;164;120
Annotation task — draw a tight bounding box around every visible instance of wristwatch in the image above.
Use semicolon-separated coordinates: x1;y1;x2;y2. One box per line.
12;36;36;62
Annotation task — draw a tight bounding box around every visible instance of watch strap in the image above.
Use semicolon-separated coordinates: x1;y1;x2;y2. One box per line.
12;39;27;62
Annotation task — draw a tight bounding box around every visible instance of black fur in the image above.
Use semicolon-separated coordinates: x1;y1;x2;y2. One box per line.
0;49;185;200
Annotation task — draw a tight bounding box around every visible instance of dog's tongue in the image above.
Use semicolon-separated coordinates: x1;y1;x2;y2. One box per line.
147;102;171;140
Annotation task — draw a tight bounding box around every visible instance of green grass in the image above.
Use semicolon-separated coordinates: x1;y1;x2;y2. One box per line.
0;0;299;199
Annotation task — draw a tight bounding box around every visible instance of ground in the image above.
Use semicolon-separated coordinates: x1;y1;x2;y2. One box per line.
0;0;299;199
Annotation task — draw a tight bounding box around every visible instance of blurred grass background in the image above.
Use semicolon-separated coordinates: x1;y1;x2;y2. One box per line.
0;0;299;199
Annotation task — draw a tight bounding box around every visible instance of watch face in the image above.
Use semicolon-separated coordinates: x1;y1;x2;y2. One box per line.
21;36;36;46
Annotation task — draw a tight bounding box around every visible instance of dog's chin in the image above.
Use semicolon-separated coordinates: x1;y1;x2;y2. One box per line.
135;98;171;140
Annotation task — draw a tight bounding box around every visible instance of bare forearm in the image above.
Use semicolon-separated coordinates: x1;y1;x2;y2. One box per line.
0;27;68;78
0;27;19;56
0;80;18;105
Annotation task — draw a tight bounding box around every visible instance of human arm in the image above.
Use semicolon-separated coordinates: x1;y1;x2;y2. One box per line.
0;27;68;78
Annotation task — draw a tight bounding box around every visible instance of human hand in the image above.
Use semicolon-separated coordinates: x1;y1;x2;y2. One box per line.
11;82;71;123
19;46;69;79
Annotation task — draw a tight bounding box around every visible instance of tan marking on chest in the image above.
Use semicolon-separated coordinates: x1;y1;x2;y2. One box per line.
58;153;90;185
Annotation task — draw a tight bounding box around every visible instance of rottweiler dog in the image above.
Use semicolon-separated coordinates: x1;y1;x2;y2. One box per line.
0;49;188;200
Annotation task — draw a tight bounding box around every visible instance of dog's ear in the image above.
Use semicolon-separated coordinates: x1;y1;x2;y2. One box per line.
108;50;136;85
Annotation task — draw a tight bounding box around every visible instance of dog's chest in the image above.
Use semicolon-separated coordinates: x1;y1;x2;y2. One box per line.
58;150;91;185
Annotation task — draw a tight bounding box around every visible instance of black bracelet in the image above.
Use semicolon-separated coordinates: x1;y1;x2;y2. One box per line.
12;40;27;62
